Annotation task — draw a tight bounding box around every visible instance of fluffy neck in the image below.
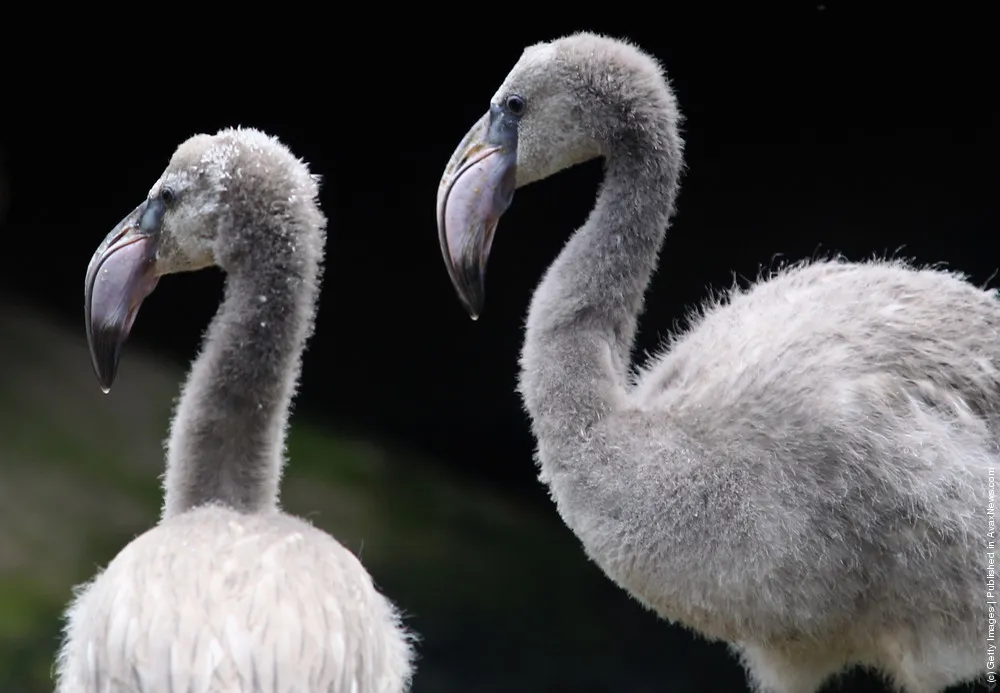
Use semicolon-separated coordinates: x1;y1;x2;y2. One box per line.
518;102;683;455
161;207;323;519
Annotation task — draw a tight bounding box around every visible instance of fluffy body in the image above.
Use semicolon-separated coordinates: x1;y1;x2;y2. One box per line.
58;506;413;693
549;259;991;693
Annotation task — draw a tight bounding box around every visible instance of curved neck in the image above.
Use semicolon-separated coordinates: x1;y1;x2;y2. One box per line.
161;218;322;519
519;126;682;449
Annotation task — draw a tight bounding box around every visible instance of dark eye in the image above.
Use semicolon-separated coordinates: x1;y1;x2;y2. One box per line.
161;187;176;205
505;94;525;115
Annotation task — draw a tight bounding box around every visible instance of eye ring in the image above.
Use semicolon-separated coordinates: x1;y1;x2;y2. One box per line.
505;94;525;115
160;187;176;205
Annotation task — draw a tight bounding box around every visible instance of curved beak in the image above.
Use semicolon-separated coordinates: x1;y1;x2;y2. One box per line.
84;198;165;393
436;104;519;319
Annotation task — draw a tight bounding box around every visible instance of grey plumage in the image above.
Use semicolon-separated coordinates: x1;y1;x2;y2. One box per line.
59;128;414;692
436;33;987;693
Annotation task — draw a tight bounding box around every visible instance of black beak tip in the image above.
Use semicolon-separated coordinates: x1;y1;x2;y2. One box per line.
452;264;487;321
457;283;484;320
97;365;117;394
453;286;484;321
463;296;483;322
87;326;122;394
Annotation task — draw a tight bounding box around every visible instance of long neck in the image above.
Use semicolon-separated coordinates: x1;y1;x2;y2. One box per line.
161;218;321;519
519;125;682;452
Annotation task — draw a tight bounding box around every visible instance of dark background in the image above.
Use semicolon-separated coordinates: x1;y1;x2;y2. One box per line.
0;5;996;692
